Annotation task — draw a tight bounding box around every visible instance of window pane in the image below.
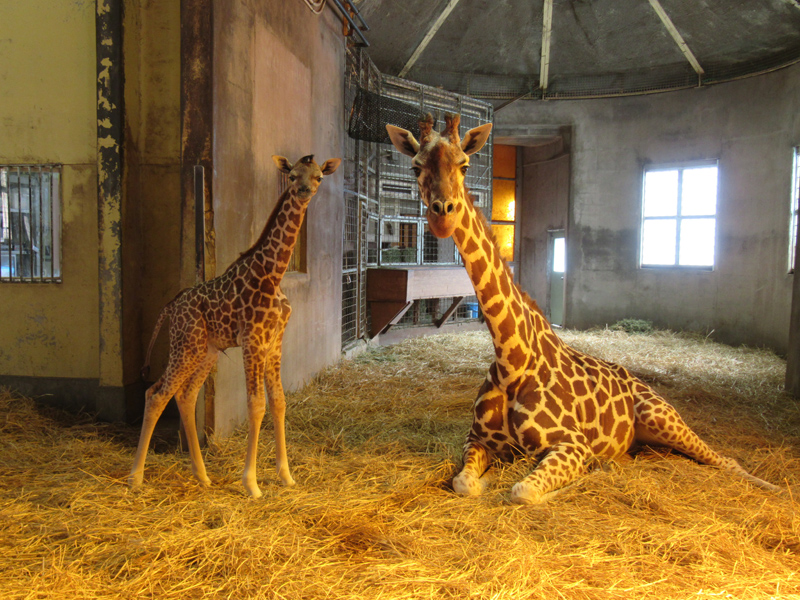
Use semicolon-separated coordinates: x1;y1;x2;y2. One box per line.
492;179;515;221
491;223;515;262
552;236;566;273
642;218;676;265
681;166;717;216
679;218;715;266
643;170;678;217
493;144;516;179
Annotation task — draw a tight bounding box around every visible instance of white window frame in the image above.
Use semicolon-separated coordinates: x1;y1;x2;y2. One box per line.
790;147;800;273
639;160;719;270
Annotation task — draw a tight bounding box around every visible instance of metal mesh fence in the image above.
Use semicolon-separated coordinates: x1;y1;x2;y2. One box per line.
342;49;493;348
342;47;381;348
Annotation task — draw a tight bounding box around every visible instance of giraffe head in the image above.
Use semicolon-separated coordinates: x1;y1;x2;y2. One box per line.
272;154;341;200
386;114;492;238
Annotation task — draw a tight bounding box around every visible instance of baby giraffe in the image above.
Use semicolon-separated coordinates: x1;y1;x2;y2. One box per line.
129;154;340;498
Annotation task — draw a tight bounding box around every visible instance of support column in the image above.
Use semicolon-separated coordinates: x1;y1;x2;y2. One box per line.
96;0;125;420
181;0;216;435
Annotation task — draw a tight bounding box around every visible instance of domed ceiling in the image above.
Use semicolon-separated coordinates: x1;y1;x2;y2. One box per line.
352;0;800;102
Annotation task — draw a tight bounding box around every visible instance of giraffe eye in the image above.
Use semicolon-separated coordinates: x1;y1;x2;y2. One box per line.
411;167;421;177
460;165;469;175
316;176;323;182
289;176;296;182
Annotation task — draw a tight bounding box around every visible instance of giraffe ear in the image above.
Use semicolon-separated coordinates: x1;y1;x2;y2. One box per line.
461;123;492;155
272;155;293;173
321;158;341;175
386;125;420;157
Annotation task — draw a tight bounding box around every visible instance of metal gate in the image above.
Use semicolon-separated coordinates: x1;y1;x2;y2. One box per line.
342;48;493;349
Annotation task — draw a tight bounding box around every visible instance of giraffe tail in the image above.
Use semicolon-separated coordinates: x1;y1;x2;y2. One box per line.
141;296;178;381
719;456;784;495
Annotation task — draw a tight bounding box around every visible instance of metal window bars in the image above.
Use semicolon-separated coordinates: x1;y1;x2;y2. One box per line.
0;165;62;283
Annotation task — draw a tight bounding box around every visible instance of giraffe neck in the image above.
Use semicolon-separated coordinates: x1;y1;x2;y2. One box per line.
235;189;308;284
453;195;563;386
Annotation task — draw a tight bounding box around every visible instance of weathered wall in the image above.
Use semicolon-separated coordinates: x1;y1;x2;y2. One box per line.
123;0;182;391
497;64;800;353
0;1;100;391
213;0;345;435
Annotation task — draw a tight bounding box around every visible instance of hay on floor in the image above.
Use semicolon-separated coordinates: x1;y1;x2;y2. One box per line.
1;328;799;599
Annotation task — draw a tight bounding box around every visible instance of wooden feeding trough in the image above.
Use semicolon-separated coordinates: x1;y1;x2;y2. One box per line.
366;266;477;337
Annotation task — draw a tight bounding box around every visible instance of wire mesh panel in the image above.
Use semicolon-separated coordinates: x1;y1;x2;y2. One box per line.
342;49;493;347
342;48;382;348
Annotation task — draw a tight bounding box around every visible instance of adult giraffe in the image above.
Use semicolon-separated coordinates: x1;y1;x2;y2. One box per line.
387;114;780;504
129;154;340;498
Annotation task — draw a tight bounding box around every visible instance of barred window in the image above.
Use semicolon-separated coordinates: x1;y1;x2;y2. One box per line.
640;162;718;269
0;165;62;282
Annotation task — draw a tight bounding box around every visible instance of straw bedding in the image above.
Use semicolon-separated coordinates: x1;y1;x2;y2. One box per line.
1;328;799;599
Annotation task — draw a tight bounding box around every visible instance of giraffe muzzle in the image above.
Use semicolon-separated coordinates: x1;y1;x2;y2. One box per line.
426;200;458;239
430;199;455;216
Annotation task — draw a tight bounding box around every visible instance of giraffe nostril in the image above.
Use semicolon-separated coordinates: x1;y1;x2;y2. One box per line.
445;202;455;214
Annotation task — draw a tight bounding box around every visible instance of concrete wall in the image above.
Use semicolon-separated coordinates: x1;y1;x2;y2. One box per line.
212;0;345;435
0;1;100;395
497;64;800;353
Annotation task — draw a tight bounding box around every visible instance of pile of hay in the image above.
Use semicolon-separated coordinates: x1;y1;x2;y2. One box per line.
1;328;799;599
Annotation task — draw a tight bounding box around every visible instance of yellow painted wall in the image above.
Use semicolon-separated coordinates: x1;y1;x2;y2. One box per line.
0;0;99;378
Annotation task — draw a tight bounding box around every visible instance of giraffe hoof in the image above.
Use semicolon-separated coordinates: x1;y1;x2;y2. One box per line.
453;472;484;497
278;470;296;486
510;482;544;505
128;472;143;489
242;478;263;499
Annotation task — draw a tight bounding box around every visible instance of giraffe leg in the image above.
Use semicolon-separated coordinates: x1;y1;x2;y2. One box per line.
264;351;295;487
632;385;782;492
128;369;192;489
453;440;492;496
453;381;506;497
510;437;592;505
241;346;268;499
174;350;217;488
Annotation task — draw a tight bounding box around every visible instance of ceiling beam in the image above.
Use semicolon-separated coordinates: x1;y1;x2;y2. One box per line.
399;0;462;78
539;0;554;92
647;0;704;75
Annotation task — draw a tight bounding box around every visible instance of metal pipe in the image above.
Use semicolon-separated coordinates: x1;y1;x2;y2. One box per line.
15;167;22;280
329;0;369;47
37;165;43;279
342;0;369;31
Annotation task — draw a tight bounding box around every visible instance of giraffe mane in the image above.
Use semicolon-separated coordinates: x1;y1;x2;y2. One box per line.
227;187;292;272
461;179;521;305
